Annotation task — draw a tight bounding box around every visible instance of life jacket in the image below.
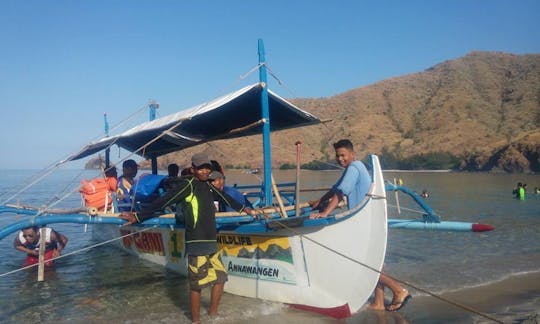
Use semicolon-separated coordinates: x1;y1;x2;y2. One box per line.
80;177;118;211
130;174;167;203
18;227;54;253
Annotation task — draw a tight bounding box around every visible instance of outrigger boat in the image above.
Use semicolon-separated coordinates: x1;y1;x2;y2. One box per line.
0;39;494;319
384;183;494;232
0;40;388;319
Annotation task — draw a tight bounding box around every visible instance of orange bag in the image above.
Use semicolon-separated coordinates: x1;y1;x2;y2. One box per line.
80;177;118;211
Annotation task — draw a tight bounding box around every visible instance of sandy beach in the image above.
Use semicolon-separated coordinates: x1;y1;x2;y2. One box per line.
352;271;540;323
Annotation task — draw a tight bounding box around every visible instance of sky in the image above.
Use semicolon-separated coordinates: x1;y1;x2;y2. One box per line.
1;0;539;169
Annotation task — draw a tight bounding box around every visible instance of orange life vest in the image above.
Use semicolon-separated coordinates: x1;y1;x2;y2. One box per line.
80;177;118;211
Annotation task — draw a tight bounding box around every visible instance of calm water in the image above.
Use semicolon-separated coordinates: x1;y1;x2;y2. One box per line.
0;169;539;323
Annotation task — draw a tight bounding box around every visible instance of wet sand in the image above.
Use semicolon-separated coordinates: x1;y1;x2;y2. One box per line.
353;271;540;323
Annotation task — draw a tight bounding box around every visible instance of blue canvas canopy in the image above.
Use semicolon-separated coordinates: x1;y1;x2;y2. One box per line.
65;83;320;162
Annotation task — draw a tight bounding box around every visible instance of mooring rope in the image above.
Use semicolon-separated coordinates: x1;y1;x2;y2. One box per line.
262;212;503;323
1;103;147;207
387;203;430;216
0;225;155;278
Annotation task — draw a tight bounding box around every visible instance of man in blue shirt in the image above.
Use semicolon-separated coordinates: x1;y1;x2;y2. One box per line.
309;139;371;218
309;139;412;312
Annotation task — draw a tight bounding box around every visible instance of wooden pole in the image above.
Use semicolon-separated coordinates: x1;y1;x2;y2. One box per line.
216;202;311;217
394;178;401;215
37;227;45;282
295;141;302;217
271;175;287;218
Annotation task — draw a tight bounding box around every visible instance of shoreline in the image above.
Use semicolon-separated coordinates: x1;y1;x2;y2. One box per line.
353;271;540;323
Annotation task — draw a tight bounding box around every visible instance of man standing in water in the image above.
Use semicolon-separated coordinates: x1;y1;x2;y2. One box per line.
120;153;253;323
309;139;411;312
14;226;68;267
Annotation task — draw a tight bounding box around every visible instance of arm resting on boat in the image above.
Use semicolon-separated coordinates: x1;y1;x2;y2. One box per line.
309;192;343;219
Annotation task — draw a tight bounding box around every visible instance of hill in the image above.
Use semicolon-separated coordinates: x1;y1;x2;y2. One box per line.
153;51;540;173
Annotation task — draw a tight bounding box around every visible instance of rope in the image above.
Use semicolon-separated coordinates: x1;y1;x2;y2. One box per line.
387;203;429;216
1;165;61;206
3;116;185;217
0;225;155;278
261;213;503;323
1;104;147;207
239;63;263;80
204;142;263;182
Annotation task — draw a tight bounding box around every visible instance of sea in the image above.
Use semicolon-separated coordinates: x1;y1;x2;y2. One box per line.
0;169;539;323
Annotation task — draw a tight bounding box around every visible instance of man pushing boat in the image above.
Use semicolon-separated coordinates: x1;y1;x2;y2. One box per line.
119;152;254;323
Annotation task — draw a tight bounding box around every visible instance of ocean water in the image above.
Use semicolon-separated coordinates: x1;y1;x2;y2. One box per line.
0;169;539;323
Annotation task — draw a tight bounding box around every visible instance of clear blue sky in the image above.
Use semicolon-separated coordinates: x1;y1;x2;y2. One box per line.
1;0;539;169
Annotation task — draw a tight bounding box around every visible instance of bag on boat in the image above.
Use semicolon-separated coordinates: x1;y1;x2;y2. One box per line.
131;174;167;203
80;177;118;211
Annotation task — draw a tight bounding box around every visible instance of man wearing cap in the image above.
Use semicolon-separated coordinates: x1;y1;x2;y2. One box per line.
120;152;253;323
209;170;253;212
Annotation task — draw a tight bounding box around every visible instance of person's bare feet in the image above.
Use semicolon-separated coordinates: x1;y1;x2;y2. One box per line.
393;289;409;303
367;303;385;311
386;289;412;312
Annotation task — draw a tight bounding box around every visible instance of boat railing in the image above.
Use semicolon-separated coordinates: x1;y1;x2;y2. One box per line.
234;181;299;208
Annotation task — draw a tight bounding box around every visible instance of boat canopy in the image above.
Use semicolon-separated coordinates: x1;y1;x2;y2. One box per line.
66;83;320;161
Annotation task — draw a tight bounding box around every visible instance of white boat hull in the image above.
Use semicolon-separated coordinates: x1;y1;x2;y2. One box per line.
92;155;387;318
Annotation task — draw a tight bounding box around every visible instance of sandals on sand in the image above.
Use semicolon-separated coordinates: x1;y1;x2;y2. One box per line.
386;294;412;312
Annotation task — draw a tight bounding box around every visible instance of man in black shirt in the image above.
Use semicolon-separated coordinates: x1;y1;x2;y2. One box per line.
120;153;252;323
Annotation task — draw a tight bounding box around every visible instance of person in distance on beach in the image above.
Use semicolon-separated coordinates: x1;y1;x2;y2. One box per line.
14;226;68;267
513;182;525;200
119;153;254;323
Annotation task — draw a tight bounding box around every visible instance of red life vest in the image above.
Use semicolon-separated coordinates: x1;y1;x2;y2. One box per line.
80;177;118;211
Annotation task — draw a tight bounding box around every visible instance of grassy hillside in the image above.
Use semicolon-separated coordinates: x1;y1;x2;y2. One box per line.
153;52;540;173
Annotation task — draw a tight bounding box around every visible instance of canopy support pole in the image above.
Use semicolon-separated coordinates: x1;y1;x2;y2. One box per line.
148;101;159;174
295;141;302;217
258;39;273;207
104;113;110;168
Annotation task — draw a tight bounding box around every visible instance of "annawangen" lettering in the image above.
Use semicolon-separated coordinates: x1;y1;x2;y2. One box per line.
227;261;279;278
217;235;252;245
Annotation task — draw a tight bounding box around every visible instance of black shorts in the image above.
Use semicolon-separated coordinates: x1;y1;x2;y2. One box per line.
188;252;228;290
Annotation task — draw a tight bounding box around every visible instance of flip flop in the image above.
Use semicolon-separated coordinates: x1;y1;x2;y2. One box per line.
386;294;412;312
